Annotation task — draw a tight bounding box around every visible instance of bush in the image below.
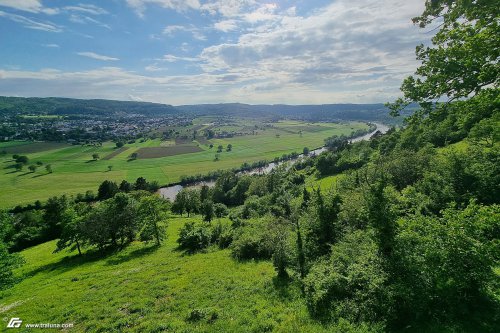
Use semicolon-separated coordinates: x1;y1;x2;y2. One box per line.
304;230;388;322
177;221;212;252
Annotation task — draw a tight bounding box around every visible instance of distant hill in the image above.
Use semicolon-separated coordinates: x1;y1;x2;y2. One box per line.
176;103;412;123
0;96;412;123
0;96;179;117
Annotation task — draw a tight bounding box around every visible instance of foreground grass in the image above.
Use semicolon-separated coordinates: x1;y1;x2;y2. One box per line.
0;216;342;333
0;121;368;208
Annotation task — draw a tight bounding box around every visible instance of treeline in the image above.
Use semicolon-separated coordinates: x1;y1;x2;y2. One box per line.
1;177;161;252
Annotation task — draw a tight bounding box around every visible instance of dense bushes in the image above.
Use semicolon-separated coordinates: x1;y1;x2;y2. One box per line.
177;220;233;252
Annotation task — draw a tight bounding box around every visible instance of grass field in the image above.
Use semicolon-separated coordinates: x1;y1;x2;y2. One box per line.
0;121;369;208
0;216;343;333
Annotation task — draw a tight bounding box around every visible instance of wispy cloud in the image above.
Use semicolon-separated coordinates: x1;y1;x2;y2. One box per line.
126;0;200;17
69;14;111;29
214;19;238;32
0;10;62;32
41;43;59;48
0;0;58;15
64;4;107;15
159;54;199;63
77;52;119;61
163;24;206;41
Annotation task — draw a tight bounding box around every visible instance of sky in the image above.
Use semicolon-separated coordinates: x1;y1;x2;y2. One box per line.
0;0;432;105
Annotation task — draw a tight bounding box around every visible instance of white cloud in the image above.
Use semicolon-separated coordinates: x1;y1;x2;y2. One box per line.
0;0;58;14
41;43;59;48
163;24;206;41
126;0;200;17
77;52;119;61
64;4;107;15
159;54;199;62
0;10;62;32
214;19;238;32
69;14;111;29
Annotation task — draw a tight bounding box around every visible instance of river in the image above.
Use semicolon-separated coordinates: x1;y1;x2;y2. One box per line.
159;122;390;201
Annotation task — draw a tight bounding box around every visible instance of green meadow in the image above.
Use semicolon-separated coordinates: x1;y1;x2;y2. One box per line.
0;216;350;333
0;121;368;208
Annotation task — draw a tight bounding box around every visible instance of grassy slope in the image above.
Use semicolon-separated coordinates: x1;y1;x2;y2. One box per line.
0;216;336;333
0;122;368;208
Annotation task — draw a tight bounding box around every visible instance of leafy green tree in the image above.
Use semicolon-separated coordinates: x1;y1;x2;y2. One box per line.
201;200;214;222
469;117;498;146
226;144;233;152
107;165;113;172
43;195;69;239
119;180;133;193
135;177;149;190
92;153;100;161
28;164;37;173
97;180;119;200
213;203;228;218
14;163;23;171
45;164;52;173
265;217;292;278
116;141;124;148
15;155;29;164
389;0;499;116
303;147;310;155
0;241;23;290
138;195;168;245
129;152;138;160
55;203;89;255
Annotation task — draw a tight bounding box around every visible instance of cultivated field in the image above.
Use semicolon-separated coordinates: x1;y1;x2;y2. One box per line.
0;120;369;208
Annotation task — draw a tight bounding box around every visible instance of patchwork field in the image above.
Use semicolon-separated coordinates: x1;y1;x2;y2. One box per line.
0;120;369;208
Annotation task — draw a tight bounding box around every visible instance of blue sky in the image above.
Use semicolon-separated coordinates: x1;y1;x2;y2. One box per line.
0;0;430;105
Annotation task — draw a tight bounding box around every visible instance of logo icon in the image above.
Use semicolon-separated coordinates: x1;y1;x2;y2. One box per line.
7;318;22;328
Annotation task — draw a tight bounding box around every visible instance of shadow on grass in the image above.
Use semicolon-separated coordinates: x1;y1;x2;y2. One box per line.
24;244;160;278
105;244;160;266
85;160;98;163
271;274;294;300
32;173;48;178
17;172;32;177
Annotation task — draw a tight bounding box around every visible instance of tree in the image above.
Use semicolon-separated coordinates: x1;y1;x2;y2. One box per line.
389;0;499;116
201;200;214;222
119;180;133;193
303;147;310;155
184;189;201;217
107;165;113;172
36;161;43;166
469;117;498;147
28;165;37;173
43;195;69;239
116;141;124;148
265;217;292;278
14;163;23;172
92;153;100;161
214;203;228;218
0;241;23;290
217;145;223;153
129;152;138;160
45;164;52;173
55;203;88;255
226;144;233;152
15;155;29;164
97;180;119;200
135;177;148;191
138;195;168;246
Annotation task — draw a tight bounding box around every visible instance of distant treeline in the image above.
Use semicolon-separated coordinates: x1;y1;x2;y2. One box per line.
0;96;413;124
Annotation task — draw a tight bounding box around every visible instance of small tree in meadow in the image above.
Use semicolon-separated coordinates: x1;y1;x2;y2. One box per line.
92;153;100;161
